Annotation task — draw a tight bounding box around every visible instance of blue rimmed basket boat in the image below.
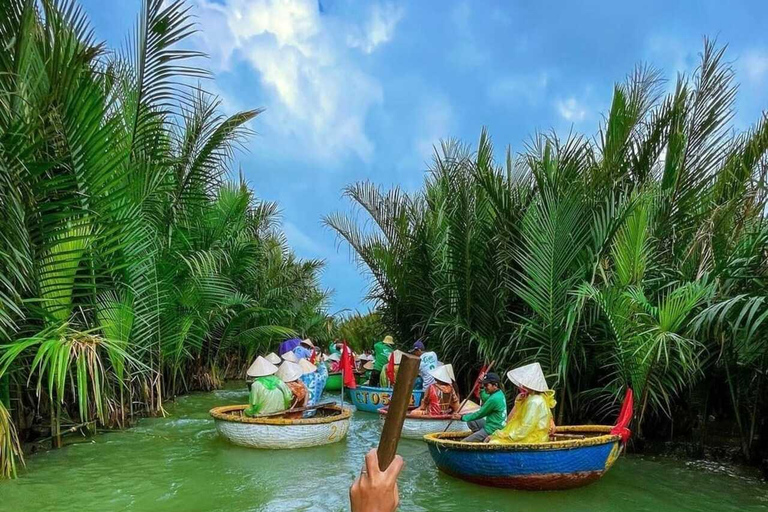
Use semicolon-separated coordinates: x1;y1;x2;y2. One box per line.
348;385;424;413
424;425;623;491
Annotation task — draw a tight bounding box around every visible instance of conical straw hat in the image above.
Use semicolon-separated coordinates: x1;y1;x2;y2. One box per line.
443;363;455;382
277;361;303;382
298;359;317;374
265;352;281;365
247;356;279;378
429;365;453;384
327;353;341;362
392;350;405;364
282;351;299;363
363;360;374;371
300;338;315;348
507;362;550;392
383;335;394;345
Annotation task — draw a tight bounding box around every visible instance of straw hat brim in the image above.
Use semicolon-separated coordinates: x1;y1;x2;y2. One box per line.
277;361;303;382
247;356;279;378
506;362;550;392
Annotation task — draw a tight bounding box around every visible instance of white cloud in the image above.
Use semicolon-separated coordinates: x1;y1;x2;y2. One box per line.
742;50;768;84
193;0;404;163
555;97;588;122
487;72;549;106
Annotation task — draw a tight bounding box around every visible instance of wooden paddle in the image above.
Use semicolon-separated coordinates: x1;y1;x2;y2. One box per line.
442;360;495;433
252;401;335;418
376;353;420;471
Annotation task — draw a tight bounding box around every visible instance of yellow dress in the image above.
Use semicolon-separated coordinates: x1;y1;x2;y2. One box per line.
489;391;556;445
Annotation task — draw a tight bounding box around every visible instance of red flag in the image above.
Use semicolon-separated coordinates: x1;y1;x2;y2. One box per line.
473;364;489;399
386;352;396;385
610;388;634;444
341;343;357;389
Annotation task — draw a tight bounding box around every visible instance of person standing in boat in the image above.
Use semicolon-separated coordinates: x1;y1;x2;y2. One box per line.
411;365;461;417
454;372;507;442
489;362;556;445
409;340;439;390
277;361;309;418
370;335;395;387
244;356;293;417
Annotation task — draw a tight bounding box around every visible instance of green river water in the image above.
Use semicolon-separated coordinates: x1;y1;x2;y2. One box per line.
2;383;767;512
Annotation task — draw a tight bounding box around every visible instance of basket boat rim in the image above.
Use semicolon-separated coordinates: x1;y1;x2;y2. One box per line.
210;404;351;425
378;409;453;420
351;385;423;394
424;425;620;451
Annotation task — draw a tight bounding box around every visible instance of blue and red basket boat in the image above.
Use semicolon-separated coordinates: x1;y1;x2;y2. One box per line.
348;385;424;413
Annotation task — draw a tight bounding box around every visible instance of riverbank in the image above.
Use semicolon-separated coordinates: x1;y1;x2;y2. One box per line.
3;383;767;512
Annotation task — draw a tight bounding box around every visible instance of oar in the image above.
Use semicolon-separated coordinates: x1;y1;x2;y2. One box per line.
442;360;496;433
377;353;420;471
252;401;335;418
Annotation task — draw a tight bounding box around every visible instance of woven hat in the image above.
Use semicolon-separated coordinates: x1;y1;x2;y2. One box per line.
247;356;279;378
443;363;455;382
265;352;281;365
277;361;303;382
298;359;317;374
327;353;341;362
429;365;453;384
282;351;299;363
300;338;314;348
383;335;394;345
392;350;405;364
363;361;375;371
507;362;550;392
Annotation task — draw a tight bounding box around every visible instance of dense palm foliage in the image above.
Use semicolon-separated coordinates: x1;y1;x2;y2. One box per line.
0;0;330;477
327;42;768;463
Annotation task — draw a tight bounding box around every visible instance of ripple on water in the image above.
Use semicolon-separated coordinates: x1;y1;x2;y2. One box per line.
2;382;767;512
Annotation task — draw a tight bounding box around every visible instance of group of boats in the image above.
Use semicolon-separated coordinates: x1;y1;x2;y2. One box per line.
211;356;631;491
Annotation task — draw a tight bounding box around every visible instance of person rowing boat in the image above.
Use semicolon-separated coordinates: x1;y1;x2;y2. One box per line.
453;372;507;442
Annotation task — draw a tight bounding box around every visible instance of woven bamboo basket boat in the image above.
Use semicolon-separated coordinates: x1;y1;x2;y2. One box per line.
424;425;623;490
210;404;351;449
378;410;467;439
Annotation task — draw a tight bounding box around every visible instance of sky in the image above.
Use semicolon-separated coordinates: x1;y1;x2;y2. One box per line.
81;0;768;313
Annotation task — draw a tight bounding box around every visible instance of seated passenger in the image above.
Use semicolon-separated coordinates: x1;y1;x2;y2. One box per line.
277;361;309;419
411;364;460;417
244;356;292;417
454;372;507;442
489;362;556;445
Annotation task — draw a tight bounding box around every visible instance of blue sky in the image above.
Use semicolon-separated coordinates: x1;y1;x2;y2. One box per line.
82;0;768;313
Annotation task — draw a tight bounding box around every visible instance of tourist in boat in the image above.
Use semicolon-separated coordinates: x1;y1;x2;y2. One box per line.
265;352;282;365
277;361;309;418
380;350;404;388
282;350;300;364
489;362;557;445
362;360;375;384
409;340;439;389
293;338;314;360
411;365;460;417
244;356;293;417
327;352;342;372
370;335;395;387
298;358;326;406
454;372;507;442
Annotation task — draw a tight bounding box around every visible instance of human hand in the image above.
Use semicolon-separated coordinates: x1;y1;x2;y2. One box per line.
350;449;404;512
452;413;462;421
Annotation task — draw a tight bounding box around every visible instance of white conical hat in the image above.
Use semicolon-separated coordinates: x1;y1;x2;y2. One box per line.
327;353;341;362
282;351;299;363
277;361;303;382
300;338;314;348
247;356;279;378
392;350;405;364
507;362;550;392
428;365;453;384
442;363;455;382
265;352;281;365
363;360;374;371
298;359;317;374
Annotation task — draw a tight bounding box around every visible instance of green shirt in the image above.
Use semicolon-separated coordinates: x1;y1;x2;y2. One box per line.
373;341;394;371
245;376;292;416
461;389;507;435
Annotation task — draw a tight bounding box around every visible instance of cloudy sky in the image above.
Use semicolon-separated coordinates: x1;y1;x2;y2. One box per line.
82;0;768;313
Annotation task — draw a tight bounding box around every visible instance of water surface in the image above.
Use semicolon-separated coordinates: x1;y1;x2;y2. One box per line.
2;383;766;511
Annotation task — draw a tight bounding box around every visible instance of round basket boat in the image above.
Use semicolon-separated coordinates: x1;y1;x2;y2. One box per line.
324;372;365;391
210;404;351;449
378;410;468;439
424;426;623;491
348;385;424;413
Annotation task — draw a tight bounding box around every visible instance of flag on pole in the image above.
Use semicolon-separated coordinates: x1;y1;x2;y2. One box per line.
473;364;489;399
341;343;357;389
